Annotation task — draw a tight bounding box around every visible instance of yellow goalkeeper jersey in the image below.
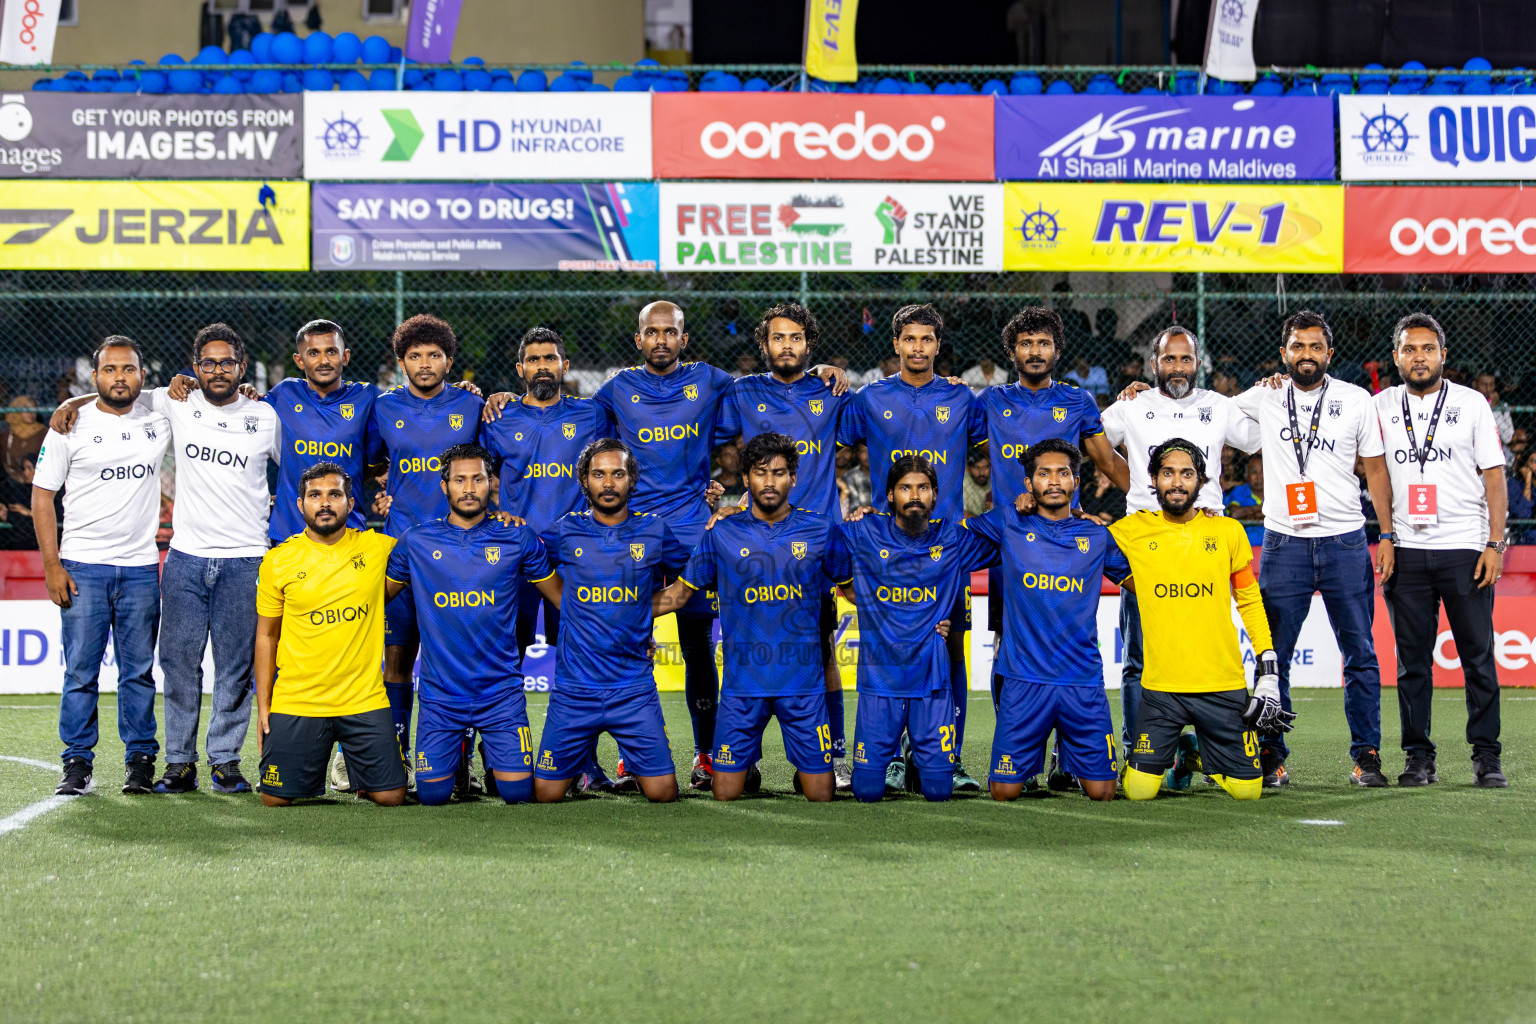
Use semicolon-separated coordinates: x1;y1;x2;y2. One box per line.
1108;510;1272;694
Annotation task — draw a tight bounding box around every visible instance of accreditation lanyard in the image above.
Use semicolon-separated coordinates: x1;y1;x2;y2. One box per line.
1400;384;1449;525
1284;381;1328;525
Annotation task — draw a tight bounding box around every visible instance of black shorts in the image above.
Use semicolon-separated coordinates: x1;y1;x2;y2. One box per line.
259;708;407;800
987;566;1004;633
1126;688;1261;780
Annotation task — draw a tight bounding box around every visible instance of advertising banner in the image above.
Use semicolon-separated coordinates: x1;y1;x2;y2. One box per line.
0;180;309;270
1339;95;1536;180
652;93;994;180
0;0;62;66
660;181;1003;272
1001;182;1343;272
1202;0;1260;81
0;93;304;178
304;92;653;181
1345;186;1536;273
804;0;859;83
312;181;659;270
1372;593;1536;688
405;0;463;62
994;95;1335;182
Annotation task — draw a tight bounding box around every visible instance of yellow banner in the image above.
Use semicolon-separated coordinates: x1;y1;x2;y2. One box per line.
804;0;859;83
1002;183;1343;272
0;180;309;271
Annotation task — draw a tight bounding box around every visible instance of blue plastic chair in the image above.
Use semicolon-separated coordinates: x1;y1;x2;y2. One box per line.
226;49;253;82
111;79;139;93
1045;80;1075;95
83;78;112;93
431;69;462;91
549;74;583;92
32;78;53;91
388;46;403;63
1208;77;1246;95
516;69;547;92
193;45;226;66
402;67;426;89
744;76;770;92
251;33;275;63
250;69;283;93
1390;61;1427;94
565;61;593;84
464;68;493;91
368;69;397;91
332;32;362;64
361;35;390;65
282;73;303;93
874;77;902;94
904;81;932;94
139;71;167;93
213;75;243;94
339;70;370;91
1251;77;1285;96
303;32;334;65
303;68;335;91
1320;72;1353;96
1171;72;1199;95
1009;74;1042;95
168;68;203;93
271;33;302;64
982;78;1008;96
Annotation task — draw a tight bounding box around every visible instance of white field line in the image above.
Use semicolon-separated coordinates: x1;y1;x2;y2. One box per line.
0;754;74;836
0;755;58;771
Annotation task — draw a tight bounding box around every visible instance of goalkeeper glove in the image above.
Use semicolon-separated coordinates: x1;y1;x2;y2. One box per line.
1242;650;1296;733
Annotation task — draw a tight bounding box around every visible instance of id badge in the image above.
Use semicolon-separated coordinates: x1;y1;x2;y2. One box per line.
1409;483;1438;525
1286;481;1319;525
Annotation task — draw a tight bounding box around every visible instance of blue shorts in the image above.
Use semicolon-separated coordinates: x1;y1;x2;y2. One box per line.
991;680;1117;783
851;689;957;777
384;587;418;648
534;684;673;780
714;692;832;775
414;691;532;779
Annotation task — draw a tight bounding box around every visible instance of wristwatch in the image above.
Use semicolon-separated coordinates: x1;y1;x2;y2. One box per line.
1488;540;1508;554
1378;532;1396;543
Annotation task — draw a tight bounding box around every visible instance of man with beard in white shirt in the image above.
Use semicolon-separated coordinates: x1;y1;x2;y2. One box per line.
1104;326;1260;782
1376;312;1509;789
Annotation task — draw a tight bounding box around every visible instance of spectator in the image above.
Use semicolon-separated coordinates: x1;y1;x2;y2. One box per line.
1063;354;1109;398
1224;454;1265;545
1079;460;1126;523
841;441;872;510
565;365;609;396
1473;371;1515;456
962;355;1007;392
3;396;46;481
1509;447;1536;544
861;353;899;386
732;351;758;378
1509;426;1529;471
0;452;44;549
712;441;746;507
934;353;955;380
962;450;991;517
1211;369;1241;398
1111;351;1144;398
1093;307;1119;359
1051;282;1093;351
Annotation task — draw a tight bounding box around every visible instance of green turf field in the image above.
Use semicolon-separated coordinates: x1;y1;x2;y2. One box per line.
2;689;1533;1023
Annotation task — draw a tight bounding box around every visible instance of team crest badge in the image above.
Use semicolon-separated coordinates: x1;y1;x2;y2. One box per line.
936;406;951;423
144;425;157;441
929;544;943;561
562;423;576;439
630;543;646;561
684;385;699;402
340;403;355;421
809;399;823;416
485;546;500;565
1446;406;1461;426
244;416;258;434
351;554;366;570
1328;399;1343;418
1205;537;1217;552
1198;405;1213;424
450;413;464;431
1077;537;1089;553
792;541;808;560
1052;406;1066;423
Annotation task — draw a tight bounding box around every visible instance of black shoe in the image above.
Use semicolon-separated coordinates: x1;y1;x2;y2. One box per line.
1046;742;1078;792
1473;753;1508;789
1259;746;1289;789
1350;748;1389;788
744;763;762;795
122;753;156;794
1398;753;1439;787
210;762;251;794
55;757;92;796
153;762;197;794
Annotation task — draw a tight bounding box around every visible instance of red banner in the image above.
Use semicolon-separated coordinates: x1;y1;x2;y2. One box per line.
652;94;994;181
1345;186;1536;273
1372;593;1536;687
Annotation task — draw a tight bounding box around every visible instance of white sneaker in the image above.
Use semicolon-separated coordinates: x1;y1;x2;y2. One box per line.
328;750;352;792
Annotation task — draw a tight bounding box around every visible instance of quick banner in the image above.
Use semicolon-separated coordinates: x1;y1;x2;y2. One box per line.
0;180;309;270
1340;95;1536;180
0;92;304;178
1345;186;1536;273
312;182;659;270
1001;182;1342;271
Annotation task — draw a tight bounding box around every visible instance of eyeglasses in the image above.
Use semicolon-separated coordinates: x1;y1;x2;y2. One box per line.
197;358;241;373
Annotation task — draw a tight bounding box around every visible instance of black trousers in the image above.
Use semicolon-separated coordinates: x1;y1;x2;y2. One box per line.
1382;546;1501;759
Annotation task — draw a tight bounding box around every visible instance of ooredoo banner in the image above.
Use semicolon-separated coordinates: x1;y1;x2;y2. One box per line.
1345;186;1536;273
660;181;1003;271
652;93;994;181
1339;95;1536;180
995;95;1335;181
0;93;304;178
304;92;653;180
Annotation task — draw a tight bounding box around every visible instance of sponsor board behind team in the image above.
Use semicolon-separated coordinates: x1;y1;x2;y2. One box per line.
1344;186;1536;272
1339;95;1536;180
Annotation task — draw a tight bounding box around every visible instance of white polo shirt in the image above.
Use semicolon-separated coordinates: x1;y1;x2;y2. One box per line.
1101;386;1260;513
147;388;281;558
33;402;171;567
1375;381;1505;552
1234;376;1384;537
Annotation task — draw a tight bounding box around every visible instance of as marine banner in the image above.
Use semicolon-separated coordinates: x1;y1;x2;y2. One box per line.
0;180;309;270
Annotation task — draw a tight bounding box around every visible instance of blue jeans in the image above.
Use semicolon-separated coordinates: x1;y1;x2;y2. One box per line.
1118;588;1143;750
58;560;161;764
1258;528;1381;761
159;549;262;765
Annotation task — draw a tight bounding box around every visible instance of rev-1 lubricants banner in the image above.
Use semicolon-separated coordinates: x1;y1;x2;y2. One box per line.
1002;182;1342;271
0;180;309;270
304;92;652;180
660;182;1003;271
312;182;659;270
1339;95;1536;180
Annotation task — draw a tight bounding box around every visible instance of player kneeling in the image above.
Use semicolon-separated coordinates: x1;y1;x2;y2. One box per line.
1109;440;1292;801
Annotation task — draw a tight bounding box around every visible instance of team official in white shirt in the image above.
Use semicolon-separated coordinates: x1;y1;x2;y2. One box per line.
1233;310;1396;788
1376;313;1509;789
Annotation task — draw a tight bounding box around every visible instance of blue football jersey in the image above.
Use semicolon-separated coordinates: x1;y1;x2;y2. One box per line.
837;375;986;522
385;517;554;706
481;395;606;537
962;509;1130;687
717;373;849;519
680;508;853;698
592;362;735;547
370;386;484;537
978;381;1105;509
262;377;377;542
840;513;995;697
541;511;691;690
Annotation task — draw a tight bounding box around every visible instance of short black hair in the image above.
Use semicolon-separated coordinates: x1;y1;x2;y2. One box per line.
295;318;345;350
1282;308;1334;349
886;453;938;496
577;437;638;484
740;432;799;476
192;322;246;365
392;314;458;361
518;326;566;365
439;442;499;482
298;460;352;500
91;335;142;372
1393;311;1446;350
1001;307;1064;360
754;303;821;354
891;303;943;341
1022;437;1082;478
1148;438;1209;491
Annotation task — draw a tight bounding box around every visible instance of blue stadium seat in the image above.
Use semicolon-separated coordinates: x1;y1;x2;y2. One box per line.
1251;76;1285;96
1286;76;1318;96
282;72;303;93
361;35;391;64
1136;85;1162;95
874;77;902;94
339;70;370;91
491;75;515;91
139;70;167;93
332;32;362;64
367;69;396;91
303;68;335;91
213;75;243;94
1045;80;1075;94
613;75;642;91
83;78;112;92
1010;74;1042;95
585;81;610;91
112;79;139;93
227;49;254;81
464;68;493;91
1390;61;1427;94
1171;71;1199;95
271;33;302;64
982;78;1008;95
251;33;274;62
549;73;583;92
303;32;334;64
431;69;462;91
169;68;203;93
1207;77;1246;95
1320;72;1353;96
565;61;593;84
1462;59;1493;94
744;76;770;91
516;69;547;92
904;80;932;94
403;67;426;88
389;46;403;62
194;45;226;66
251;69;284;93
462;55;484;66
1085;73;1120;94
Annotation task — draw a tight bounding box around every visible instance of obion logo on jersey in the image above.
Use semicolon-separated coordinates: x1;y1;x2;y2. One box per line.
1344;186;1536;272
653;94;994;180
